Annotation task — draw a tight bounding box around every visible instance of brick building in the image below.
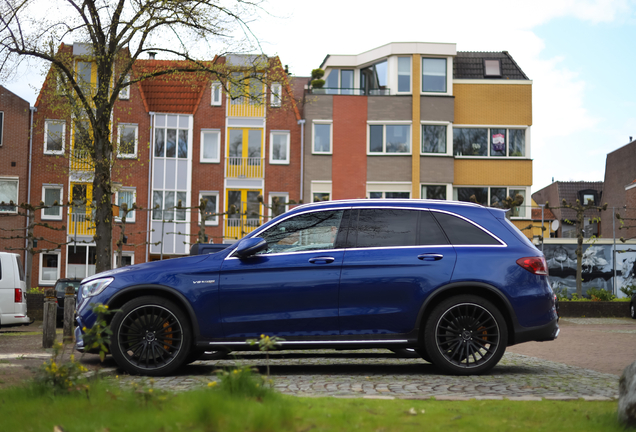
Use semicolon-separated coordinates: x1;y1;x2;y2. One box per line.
27;45;302;288
301;42;534;232
0;85;31;263
601;139;636;241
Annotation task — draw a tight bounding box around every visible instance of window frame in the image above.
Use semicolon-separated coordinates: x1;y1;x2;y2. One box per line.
453;185;530;218
198;191;219;226
0;111;3;146
421;57;448;94
38;250;61;286
421;121;452;156
211;82;222;106
270;82;282;107
114;187;136;223
269;130;290;164
117;123;138;159
200;129;221;163
396;56;412;94
112;251;134;268
0;177;19;214
44;120;66;155
421;183;451;201
312;121;333;155
268;192;289;219
118;73;131;100
367;121;412;155
484;59;502;78
453;126;528;158
41;184;63;220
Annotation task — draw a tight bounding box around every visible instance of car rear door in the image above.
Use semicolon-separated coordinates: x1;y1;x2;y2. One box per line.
338;207;457;335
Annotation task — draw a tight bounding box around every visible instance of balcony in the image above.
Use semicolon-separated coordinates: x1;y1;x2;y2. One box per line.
70;148;94;172
310;87;391;96
228;98;265;118
225;157;264;178
68;211;95;236
224;217;260;240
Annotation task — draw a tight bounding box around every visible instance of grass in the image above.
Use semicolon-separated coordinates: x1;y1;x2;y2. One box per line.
0;381;623;432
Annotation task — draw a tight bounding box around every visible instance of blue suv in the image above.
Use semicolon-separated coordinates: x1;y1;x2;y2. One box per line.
75;199;558;376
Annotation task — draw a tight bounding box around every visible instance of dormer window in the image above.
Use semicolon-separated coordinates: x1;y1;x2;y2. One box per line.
484;59;502;77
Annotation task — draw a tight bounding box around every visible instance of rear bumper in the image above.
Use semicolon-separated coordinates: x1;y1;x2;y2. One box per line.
1;314;32;327
511;317;560;345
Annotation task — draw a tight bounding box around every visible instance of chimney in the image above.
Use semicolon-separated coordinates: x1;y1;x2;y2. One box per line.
148;52;156;60
630;136;633;142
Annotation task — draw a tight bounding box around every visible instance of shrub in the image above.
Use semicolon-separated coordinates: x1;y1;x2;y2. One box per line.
214;366;272;399
554;286;569;301
33;342;89;395
586;287;616;302
311;78;325;89
620;284;636;298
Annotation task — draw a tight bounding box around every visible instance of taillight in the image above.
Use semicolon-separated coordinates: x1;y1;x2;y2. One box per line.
14;288;22;303
516;256;548;275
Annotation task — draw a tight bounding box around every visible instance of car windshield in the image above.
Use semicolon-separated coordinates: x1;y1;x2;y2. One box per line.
55;281;81;293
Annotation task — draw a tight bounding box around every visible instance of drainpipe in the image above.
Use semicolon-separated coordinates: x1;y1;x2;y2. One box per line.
25;106;36;287
146;112;155;263
297;119;305;202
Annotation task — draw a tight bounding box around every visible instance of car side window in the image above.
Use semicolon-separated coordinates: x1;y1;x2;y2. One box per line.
259;210;344;254
419;210;450;245
431;211;501;245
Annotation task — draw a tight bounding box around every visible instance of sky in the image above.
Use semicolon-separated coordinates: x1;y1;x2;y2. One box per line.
4;0;636;194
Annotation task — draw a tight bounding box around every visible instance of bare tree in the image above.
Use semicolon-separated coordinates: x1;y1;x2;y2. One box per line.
0;0;268;273
546;198;607;296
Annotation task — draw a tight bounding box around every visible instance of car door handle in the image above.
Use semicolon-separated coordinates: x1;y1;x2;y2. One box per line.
308;257;335;264
418;253;444;261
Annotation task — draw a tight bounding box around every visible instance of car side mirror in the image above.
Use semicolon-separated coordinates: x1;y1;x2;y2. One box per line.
235;237;267;259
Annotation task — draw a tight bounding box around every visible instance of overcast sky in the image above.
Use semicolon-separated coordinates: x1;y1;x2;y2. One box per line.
5;0;636;194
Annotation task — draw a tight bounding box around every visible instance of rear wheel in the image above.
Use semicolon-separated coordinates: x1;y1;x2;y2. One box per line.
424;295;507;375
110;296;192;375
630;302;635;319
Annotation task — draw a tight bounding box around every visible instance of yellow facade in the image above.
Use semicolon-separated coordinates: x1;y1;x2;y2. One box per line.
454;84;532;126
411;54;421;198
454;159;532;186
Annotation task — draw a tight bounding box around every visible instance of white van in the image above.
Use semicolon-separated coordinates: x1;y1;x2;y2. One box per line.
0;252;30;327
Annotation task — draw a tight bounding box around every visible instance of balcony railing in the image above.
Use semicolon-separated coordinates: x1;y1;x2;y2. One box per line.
224;217;260;240
68;211;95;236
70;148;94;172
225;157;264;178
310;87;391;96
228;98;265;117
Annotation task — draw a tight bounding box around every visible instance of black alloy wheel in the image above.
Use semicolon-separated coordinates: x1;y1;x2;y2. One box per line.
424;295;507;375
110;296;192;375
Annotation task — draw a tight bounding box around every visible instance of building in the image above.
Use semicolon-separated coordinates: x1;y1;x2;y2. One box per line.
601;138;636;241
532;181;604;238
301;42;533;232
27;44;303;287
0;85;31;264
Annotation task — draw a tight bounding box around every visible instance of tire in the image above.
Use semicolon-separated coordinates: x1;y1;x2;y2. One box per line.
424;295;508;375
416;347;432;363
630;302;635;320
110;296;192;376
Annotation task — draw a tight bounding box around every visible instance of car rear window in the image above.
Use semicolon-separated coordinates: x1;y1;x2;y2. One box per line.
15;256;25;282
431;211;501;245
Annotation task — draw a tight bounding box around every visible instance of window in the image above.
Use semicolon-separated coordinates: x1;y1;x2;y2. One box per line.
260;210;344;254
422;58;447;92
454;127;527;157
119;73;131;99
269;193;289;219
0;111;3;146
153;190;187;221
484;59;501;77
0;178;18;213
313;193;330;202
200;130;221;163
67;245;97;279
154;114;189;158
312;122;332;154
42;185;63;220
422;185;447;200
360;60;388;95
369;124;411;154
325;69;339;94
421;124;447;154
270;131;290;164
44;120;65;154
369;192;410;199
199;192;219;225
454;187;528;217
270;82;282;107
431;212;500;245
211;82;222;106
115;188;136;222
39;251;60;285
340;70;354;95
117;124;138;158
113;252;134;268
397;57;411;93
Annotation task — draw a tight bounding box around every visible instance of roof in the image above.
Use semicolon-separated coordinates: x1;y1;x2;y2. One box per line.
531;207;556;221
454;51;529;80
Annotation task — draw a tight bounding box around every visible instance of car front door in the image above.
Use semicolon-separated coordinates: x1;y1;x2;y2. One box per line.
219;209;346;338
338;208;457;335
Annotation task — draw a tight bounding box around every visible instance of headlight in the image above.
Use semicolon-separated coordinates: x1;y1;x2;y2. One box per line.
81;277;114;299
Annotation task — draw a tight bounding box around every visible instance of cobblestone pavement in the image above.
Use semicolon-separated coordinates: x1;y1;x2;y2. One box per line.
112;349;619;400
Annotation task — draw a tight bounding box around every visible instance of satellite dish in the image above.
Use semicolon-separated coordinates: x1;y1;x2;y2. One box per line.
551;220;560;231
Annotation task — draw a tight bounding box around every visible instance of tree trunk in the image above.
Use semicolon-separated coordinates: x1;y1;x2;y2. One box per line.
92;117;114;274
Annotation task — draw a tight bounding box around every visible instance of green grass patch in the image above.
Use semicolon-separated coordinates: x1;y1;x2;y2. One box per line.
0;382;623;432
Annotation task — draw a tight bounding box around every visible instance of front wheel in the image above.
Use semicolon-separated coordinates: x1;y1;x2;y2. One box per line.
424;295;507;375
110;296;192;376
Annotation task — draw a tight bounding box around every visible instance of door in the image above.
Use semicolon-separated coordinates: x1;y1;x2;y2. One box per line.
69;183;93;236
219;209;346;338
225;189;262;239
338;208;457;335
227;128;262;177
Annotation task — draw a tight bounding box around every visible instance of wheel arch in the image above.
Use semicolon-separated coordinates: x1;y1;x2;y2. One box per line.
416;282;519;346
106;285;201;341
